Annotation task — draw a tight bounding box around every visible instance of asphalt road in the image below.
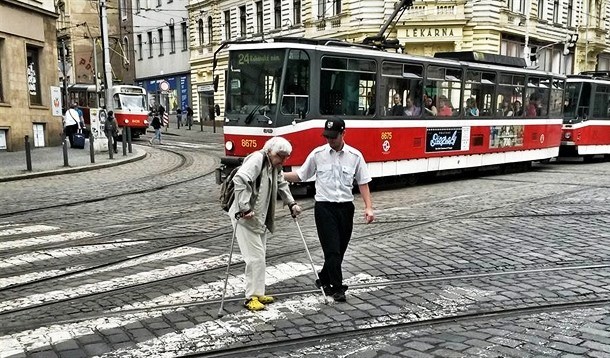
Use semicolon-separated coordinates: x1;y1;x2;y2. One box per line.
1;132;610;358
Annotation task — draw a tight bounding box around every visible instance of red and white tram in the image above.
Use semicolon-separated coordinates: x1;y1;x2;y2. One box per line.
561;72;610;159
68;84;150;138
217;38;565;183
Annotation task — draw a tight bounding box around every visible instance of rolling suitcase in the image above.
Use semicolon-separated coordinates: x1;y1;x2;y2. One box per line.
73;132;85;149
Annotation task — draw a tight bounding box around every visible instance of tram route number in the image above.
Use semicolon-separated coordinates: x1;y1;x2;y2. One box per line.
241;139;258;148
381;131;393;140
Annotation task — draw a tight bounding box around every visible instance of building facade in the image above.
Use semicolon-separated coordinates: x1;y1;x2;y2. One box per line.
188;0;610;123
0;0;60;151
132;0;191;115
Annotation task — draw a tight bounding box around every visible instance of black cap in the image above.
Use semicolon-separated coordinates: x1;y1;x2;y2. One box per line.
322;118;345;139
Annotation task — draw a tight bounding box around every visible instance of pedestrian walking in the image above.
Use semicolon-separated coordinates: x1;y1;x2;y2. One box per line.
62;102;82;147
284;118;375;302
186;106;194;129
229;136;302;311
149;115;162;145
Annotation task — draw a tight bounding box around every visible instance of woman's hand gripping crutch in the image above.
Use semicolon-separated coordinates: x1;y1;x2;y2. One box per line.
290;204;329;304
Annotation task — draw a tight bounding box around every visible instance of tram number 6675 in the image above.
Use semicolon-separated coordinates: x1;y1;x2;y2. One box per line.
242;139;258;148
381;131;393;140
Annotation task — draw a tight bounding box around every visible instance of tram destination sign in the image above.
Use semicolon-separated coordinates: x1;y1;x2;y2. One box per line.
426;127;463;152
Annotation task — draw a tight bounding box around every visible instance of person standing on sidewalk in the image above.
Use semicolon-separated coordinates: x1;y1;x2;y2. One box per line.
149;115;162;145
284;118;375;302
176;108;183;128
62;103;82;147
106;111;119;153
229;136;302;311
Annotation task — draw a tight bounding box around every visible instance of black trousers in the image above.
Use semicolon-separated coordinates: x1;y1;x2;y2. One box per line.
314;201;355;289
64;124;78;147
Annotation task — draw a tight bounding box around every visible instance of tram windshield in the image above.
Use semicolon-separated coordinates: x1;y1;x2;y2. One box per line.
563;82;587;124
113;93;147;111
226;50;285;119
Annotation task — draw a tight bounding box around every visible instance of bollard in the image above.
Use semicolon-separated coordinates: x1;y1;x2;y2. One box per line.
108;129;113;159
200;118;204;132
127;127;132;153
122;127;127;156
62;134;69;167
24;136;32;171
89;134;95;163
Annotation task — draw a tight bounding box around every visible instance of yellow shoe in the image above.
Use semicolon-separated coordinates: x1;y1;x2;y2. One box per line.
257;295;274;304
244;297;265;311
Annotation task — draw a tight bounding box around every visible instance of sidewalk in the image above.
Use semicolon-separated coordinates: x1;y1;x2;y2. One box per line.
0;144;146;183
0;122;224;182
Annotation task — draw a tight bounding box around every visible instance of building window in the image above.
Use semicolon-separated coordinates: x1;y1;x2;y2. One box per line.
567;0;574;26
208;16;213;44
240;6;246;37
552;0;559;23
26;45;41;105
120;0;127;21
537;0;544;19
274;0;281;28
293;0;301;25
158;29;164;55
169;25;175;53
147;31;153;58
256;1;263;33
335;0;341;15
508;0;526;14
181;22;188;51
136;0;140;13
157;0;161;7
137;34;143;60
198;19;204;46
122;36;130;66
224;10;231;40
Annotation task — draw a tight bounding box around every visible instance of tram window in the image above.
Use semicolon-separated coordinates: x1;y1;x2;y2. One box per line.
425;65;462;117
549;79;564;117
281;50;310;115
592;84;610;119
497;74;525;117
525;77;549;117
381;61;423;117
464;70;495;117
319;56;376;116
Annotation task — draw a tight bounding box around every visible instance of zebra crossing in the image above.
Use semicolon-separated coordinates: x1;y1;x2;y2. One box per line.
0;223;387;357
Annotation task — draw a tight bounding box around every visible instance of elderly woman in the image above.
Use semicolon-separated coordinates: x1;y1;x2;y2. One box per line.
229;136;302;311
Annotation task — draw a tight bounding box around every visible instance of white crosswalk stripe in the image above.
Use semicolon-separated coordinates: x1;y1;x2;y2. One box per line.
0;224;58;237
0;231;98;251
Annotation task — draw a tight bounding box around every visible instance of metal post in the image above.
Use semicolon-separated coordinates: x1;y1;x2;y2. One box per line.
127;127;132;153
107;125;113;159
61;39;68;112
122;128;127;156
89;134;95;163
100;0;113;110
62;135;69;167
200;116;204;132
24;136;32;171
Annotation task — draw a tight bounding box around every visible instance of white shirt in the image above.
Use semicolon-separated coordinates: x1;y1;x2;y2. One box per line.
63;109;80;128
296;143;371;203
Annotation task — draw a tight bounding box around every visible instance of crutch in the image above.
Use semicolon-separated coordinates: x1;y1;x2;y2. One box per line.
292;215;329;304
217;216;239;318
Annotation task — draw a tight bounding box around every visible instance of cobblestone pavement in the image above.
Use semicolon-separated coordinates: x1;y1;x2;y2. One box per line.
1;129;610;357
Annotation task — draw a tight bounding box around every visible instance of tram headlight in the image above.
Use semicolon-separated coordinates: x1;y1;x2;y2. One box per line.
124;119;130;124
564;132;572;140
225;141;234;151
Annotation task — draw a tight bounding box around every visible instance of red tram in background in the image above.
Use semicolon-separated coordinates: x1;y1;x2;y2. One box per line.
216;38;565;184
68;84;150;138
561;72;610;160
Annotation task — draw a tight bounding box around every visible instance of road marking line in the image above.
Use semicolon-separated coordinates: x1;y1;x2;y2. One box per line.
0;231;98;251
0;225;58;237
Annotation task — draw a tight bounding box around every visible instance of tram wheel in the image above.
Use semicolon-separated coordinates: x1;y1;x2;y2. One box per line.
404;174;418;186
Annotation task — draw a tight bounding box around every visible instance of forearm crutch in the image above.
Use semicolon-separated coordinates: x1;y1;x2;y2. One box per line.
293;215;329;304
217;218;239;318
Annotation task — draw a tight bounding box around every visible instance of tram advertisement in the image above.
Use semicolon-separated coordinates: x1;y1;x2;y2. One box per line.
426;127;469;152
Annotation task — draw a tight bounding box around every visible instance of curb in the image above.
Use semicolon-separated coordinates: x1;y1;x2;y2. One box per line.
0;149;148;183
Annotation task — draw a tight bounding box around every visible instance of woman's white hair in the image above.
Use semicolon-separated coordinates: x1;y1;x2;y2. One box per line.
263;136;292;155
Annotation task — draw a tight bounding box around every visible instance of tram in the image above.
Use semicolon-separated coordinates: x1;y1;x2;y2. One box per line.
68;84;150;138
215;38;565;184
561;72;610;159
